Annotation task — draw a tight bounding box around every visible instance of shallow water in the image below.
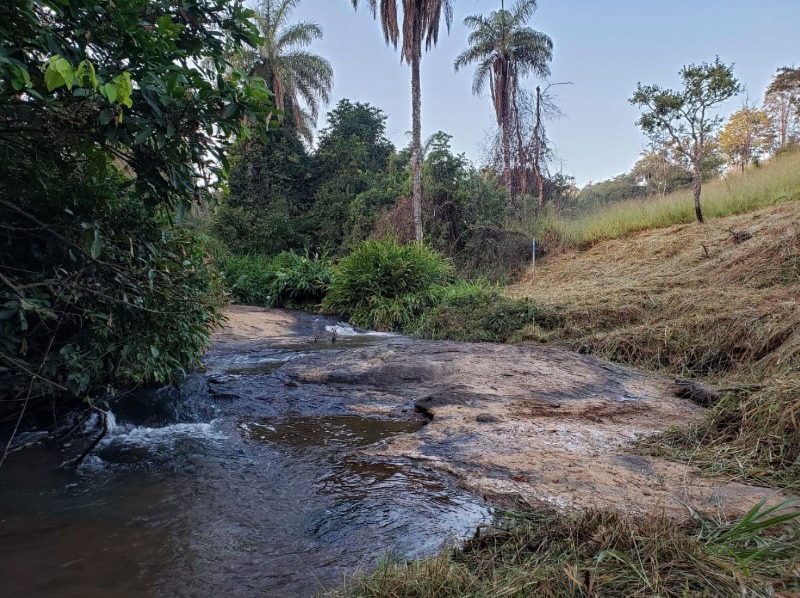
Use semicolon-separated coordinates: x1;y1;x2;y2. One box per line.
0;316;490;597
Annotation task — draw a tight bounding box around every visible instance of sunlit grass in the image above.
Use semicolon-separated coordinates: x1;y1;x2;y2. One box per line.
556;151;800;248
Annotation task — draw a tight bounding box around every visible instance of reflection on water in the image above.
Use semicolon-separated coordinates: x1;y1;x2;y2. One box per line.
0;325;489;598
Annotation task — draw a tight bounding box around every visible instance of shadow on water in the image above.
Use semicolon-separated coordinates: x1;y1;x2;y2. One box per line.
0;317;490;597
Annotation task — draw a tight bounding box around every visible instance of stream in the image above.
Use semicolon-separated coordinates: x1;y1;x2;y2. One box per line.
0;316;490;597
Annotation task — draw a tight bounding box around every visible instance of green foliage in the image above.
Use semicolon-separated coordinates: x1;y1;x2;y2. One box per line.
223;252;332;308
630;58;741;221
309;100;398;249
1;0;275;418
414;282;536;342
1;0;277;210
322;241;453;330
236;0;333;143
0;192;223;418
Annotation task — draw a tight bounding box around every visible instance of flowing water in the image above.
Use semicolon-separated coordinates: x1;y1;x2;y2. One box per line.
0;317;490;597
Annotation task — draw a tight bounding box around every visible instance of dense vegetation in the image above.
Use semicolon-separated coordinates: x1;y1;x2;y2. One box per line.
0;0;275;422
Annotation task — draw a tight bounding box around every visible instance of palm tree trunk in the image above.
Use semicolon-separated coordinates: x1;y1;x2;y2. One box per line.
534;86;545;208
501;90;513;209
411;28;424;242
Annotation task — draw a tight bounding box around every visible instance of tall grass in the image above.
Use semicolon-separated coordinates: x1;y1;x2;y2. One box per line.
222;251;332;308
534;151;800;249
336;503;800;598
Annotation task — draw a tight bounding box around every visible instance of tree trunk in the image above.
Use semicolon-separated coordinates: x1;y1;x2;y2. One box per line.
410;28;424;242
533;86;545;208
692;165;704;223
501;98;513;210
513;99;527;197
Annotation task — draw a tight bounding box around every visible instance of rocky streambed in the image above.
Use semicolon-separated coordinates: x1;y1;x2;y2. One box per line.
0;306;778;597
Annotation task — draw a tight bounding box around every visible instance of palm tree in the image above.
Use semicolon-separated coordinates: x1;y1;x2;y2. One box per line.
239;0;333;143
352;0;454;241
454;0;552;203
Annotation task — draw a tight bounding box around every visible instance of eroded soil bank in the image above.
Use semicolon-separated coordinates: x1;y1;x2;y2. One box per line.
222;305;780;517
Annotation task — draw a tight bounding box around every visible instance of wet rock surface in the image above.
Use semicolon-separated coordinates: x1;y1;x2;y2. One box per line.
220;306;781;517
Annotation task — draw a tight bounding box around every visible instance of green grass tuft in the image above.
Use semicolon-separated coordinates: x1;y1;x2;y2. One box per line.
335;504;800;598
322;240;453;330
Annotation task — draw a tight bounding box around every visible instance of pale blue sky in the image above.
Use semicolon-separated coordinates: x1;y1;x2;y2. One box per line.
292;0;799;186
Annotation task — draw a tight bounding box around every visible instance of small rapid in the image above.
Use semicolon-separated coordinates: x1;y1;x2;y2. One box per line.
0;311;490;597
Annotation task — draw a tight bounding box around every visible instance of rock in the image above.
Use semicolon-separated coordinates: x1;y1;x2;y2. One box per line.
673;379;721;407
414;390;486;419
476;413;502;423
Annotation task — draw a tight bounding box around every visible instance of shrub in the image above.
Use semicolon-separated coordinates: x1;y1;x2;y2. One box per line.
1;195;224;421
322;240;453;330
453;227;532;282
415;281;537;342
265;251;333;308
222;254;275;305
222;252;332;308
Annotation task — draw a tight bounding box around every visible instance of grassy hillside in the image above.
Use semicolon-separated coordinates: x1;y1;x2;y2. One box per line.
509;199;800;485
536;150;800;250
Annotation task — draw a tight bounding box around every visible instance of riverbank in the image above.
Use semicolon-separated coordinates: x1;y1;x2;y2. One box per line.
321;201;800;596
217;306;798;597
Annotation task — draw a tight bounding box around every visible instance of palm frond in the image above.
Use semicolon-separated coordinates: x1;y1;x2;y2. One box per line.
277;21;323;52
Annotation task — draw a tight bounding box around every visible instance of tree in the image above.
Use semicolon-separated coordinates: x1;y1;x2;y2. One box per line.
631;139;692;198
454;0;552;205
240;0;333;143
763;67;800;149
1;0;276;420
309;99;397;249
719;107;773;171
351;0;454;241
630;58;741;223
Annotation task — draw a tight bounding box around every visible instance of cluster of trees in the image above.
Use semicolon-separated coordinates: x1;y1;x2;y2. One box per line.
579;63;800;219
1;0;275;421
206;0;559;276
211;99;511;270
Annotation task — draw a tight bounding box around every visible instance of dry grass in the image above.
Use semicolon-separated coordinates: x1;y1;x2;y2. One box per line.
509;201;799;379
508;200;800;485
330;177;800;598
555;150;800;248
335;506;800;598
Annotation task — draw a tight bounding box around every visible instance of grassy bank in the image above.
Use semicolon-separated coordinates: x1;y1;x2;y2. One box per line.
530;151;800;251
336;502;800;597
331;161;800;597
509;200;800;487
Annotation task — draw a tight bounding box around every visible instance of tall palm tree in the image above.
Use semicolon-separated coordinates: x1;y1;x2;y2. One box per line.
352;0;454;241
239;0;333;143
454;0;552;203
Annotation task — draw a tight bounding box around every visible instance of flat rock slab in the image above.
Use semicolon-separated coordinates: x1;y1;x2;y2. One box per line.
217;307;781;517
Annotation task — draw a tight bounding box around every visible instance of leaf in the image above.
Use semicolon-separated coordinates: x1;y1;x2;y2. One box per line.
134;127;153;144
114;72;133;108
222;102;238;119
44;63;65;91
103;82;117;103
10;65;31;90
91;229;102;259
54;57;74;90
150;346;160;358
98;108;113;125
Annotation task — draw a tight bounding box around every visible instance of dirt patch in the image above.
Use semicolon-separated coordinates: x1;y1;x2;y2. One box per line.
221;307;782;517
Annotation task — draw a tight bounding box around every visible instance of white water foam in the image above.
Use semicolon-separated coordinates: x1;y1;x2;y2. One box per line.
325;323;396;338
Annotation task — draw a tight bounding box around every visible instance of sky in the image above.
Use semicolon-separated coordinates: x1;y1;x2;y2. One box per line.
291;0;799;186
